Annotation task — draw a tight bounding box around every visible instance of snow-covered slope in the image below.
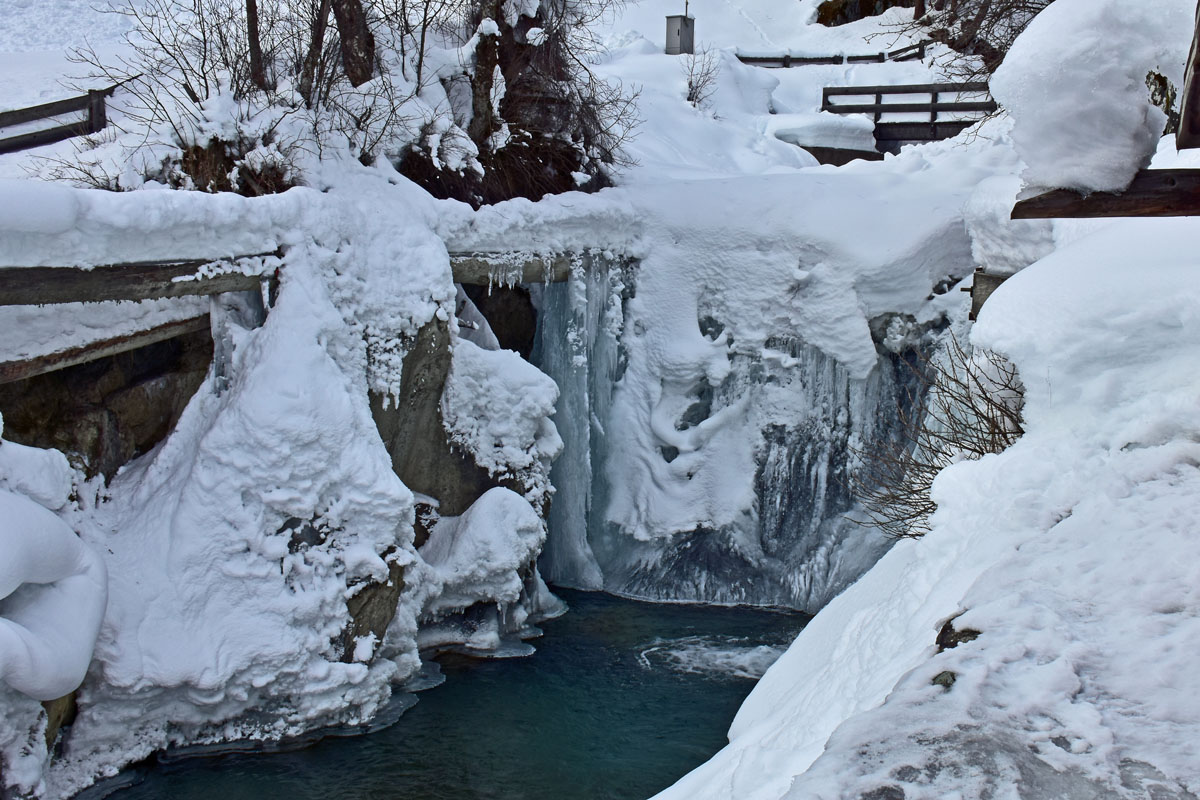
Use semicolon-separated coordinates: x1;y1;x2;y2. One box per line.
654;1;1200;797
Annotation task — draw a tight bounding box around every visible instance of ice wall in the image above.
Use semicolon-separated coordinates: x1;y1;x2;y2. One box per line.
535;256;936;612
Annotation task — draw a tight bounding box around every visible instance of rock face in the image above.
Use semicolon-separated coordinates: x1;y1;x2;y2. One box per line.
370;318;495;518
339;555;406;663
460;285;537;359
0;330;211;480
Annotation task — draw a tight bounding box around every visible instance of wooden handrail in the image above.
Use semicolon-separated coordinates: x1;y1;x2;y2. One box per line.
1011;169;1200;219
823;81;991;98
0;251;575;310
735;40;930;68
0;86;116;155
822;100;998;115
0;254;279;306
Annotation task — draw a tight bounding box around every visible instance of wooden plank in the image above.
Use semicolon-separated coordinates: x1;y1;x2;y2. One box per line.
0;256;276;306
792;56;844;65
736;55;843;65
846;53;886;63
889;41;928;61
874;120;977;141
822;100;997;115
1178;0;1200;149
449;253;573;285
823;81;990;97
961;270;1009;321
0;314;210;385
0;94;91;129
801;146;884;166
0;121;94;155
1011;168;1200;219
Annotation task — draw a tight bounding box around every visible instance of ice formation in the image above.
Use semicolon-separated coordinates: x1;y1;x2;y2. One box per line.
448;135;1018;610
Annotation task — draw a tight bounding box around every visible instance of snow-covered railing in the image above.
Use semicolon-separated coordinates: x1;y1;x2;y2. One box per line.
0;250;574;385
736;40;929;68
1010;168;1200;219
0;87;114;155
0;253;278;385
821;81;995;150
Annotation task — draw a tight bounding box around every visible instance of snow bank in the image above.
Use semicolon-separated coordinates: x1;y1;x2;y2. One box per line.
658;215;1200;800
991;0;1194;192
0;489;106;702
442;339;563;509
420;487;546;615
0;430;105;797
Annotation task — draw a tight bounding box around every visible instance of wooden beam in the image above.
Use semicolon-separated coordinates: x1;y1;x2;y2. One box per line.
823;100;997;115
874;120;978;142
0;255;276;306
449;253;573;285
0;121;95;156
1177;0;1200;150
960;270;1009;321
822;82;990;98
1010;169;1200;219
0;314;210;385
0;94;92;129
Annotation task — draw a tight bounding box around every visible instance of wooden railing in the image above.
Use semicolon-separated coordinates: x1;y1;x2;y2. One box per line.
0;88;116;156
737;40;928;68
821;81;996;148
0;250;573;384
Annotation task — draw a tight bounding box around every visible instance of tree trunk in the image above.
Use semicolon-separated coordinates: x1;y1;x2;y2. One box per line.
467;0;502;147
331;0;376;87
416;0;431;89
246;0;270;91
914;0;926;18
299;0;332;106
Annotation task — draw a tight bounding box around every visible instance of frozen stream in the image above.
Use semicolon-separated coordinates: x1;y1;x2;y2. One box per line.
97;589;808;800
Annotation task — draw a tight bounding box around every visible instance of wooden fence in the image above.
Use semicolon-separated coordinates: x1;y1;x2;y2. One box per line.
821;81;995;149
0;251;572;385
737;40;928;68
0;88;114;156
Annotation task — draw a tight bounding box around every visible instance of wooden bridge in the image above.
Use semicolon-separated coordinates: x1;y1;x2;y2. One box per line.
0;251;573;385
821;81;996;154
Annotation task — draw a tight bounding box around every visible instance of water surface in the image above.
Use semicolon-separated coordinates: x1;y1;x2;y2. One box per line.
108;589;807;800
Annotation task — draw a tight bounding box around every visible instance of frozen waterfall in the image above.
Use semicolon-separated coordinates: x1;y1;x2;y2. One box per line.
534;255;927;613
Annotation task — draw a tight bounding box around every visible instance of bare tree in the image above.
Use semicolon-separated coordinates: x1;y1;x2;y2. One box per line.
246;0;270;90
848;335;1024;539
683;47;720;109
330;0;376;86
904;0;1057;75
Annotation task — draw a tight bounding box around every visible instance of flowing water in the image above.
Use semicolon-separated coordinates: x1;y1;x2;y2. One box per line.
102;589;807;800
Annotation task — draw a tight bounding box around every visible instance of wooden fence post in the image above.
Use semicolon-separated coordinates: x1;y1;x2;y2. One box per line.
87;90;106;134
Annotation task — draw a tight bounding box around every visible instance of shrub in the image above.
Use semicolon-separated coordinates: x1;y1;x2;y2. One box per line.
850;334;1024;539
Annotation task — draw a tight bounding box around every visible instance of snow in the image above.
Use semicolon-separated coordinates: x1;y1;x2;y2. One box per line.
990;0;1194;192
5;0;1200;796
0;488;108;702
0;429;106;795
442;339;563;508
420;487;546;615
